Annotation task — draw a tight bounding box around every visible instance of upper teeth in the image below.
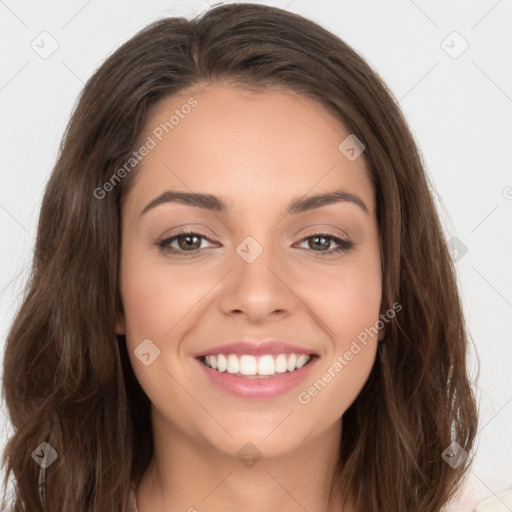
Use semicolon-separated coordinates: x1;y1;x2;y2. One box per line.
203;353;311;376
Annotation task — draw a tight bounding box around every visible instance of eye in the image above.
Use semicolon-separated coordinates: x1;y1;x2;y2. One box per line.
295;231;354;256
157;230;217;255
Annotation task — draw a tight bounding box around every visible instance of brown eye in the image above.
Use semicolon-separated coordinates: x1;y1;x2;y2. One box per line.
175;233;202;251
296;232;354;255
157;231;215;255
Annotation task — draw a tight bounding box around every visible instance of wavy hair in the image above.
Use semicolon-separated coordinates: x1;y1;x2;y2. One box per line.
1;3;478;511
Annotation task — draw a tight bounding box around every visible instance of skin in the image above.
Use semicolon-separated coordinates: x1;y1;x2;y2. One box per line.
117;83;384;512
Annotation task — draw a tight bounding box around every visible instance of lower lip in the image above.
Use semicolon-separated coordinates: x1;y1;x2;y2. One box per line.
195;357;318;399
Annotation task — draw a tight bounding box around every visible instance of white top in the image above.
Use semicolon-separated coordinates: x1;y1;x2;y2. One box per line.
126;485;138;512
473;487;512;511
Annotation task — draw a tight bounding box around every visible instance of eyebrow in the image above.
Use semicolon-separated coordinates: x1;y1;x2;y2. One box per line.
140;189;369;217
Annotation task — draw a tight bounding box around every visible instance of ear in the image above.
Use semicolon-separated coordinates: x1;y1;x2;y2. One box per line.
116;313;126;335
377;323;386;341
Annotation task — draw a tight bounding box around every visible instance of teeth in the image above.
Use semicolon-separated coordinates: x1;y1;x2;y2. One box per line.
217;354;227;372
240;355;257;375
287;353;297;371
274;354;288;373
202;353;312;376
258;355;275;375
227;354;239;374
296;354;309;369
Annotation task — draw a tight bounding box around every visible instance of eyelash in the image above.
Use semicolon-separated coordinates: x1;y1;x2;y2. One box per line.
156;229;355;257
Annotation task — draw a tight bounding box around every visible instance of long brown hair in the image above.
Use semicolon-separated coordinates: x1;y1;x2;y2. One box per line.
1;3;478;511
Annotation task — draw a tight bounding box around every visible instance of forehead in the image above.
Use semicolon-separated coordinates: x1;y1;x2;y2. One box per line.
124;83;375;216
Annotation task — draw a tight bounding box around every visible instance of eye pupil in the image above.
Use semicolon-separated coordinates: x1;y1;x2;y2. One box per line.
179;234;201;250
310;235;330;251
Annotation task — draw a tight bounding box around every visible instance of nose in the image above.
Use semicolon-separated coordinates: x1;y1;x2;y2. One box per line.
218;238;298;323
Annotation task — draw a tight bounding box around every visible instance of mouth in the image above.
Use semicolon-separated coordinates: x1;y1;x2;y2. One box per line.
195;351;319;399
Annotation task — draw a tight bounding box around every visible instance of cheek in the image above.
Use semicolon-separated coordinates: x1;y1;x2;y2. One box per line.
295;251;382;344
119;249;191;398
119;247;203;343
307;301;380;397
292;253;381;417
296;339;377;434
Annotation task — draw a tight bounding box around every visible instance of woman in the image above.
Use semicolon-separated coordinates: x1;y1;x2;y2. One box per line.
1;3;478;511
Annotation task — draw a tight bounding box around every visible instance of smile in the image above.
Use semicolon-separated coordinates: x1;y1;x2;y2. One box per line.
196;353;318;399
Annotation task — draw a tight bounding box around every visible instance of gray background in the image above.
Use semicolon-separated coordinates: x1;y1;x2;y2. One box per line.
1;1;511;509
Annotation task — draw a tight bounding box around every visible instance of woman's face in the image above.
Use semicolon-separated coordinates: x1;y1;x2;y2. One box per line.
118;83;382;459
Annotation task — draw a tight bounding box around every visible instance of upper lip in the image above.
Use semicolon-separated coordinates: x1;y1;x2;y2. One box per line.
193;340;318;358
